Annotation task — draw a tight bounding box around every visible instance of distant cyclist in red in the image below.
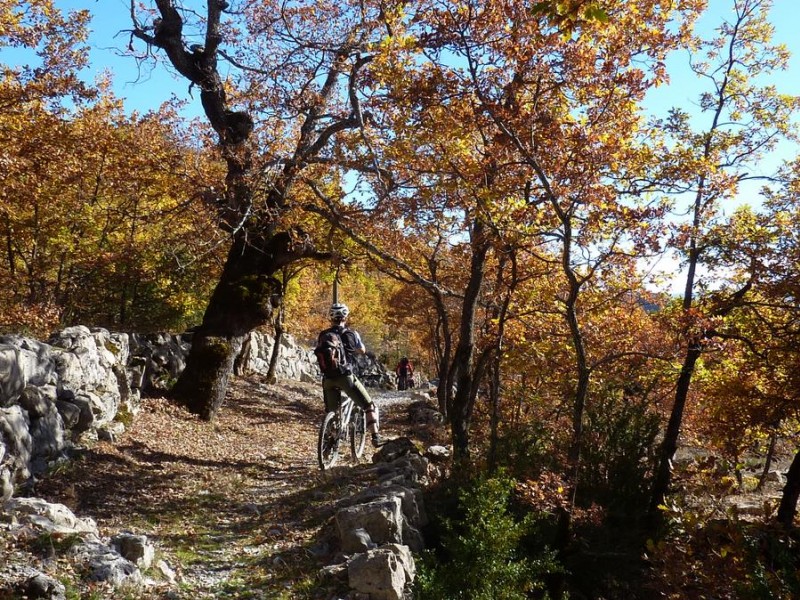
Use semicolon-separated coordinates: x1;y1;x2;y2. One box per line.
395;356;414;391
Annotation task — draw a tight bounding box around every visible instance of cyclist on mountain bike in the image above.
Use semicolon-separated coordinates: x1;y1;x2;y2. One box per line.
395;356;414;390
317;303;385;447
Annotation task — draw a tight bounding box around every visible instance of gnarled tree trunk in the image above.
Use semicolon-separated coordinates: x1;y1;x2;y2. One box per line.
131;2;364;420
171;233;282;418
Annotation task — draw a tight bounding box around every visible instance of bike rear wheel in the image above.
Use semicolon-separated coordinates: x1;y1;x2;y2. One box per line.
350;407;367;461
318;411;340;470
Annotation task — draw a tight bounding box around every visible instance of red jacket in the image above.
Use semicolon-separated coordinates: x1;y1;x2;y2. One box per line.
395;359;414;376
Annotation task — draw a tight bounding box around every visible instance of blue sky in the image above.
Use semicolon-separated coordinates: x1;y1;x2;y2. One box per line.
644;0;800;176
50;0;202;115
11;0;798;121
4;0;798;295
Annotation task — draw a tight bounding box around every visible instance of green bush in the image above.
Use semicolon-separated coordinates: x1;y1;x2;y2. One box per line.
737;527;800;599
492;420;558;480
578;389;660;516
414;473;563;600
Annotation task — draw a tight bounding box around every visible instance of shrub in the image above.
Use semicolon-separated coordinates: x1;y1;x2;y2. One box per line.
492;420;559;480
415;473;563;600
578;389;660;516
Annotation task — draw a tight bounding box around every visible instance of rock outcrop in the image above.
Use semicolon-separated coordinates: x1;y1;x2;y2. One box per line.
2;496;158;596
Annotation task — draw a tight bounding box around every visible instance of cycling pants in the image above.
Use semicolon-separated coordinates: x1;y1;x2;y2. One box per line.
322;374;378;427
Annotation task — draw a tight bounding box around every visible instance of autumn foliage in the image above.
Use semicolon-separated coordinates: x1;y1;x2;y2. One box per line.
3;0;800;597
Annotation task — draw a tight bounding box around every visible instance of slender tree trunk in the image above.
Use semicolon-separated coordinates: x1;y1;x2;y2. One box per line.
649;345;702;517
777;448;800;527
565;288;590;467
433;292;452;418
266;302;285;383
486;250;514;474
3;212;14;279
757;430;779;492
449;219;490;464
555;207;590;504
119;199;139;327
513;373;525;427
487;359;501;474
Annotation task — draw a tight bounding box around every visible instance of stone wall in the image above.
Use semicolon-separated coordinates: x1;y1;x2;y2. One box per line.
0;326;339;501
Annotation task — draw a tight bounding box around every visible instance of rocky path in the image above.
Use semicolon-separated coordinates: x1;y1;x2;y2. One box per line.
8;377;440;599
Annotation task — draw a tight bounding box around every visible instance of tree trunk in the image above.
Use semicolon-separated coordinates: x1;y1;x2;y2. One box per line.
565;289;590;468
449;219;490;465
3;212;14;279
171;233;282;419
434;292;452;418
486;250;514;474
757;430;778;492
649;345;702;518
777;448;800;528
266;303;285;383
233;334;252;377
487;359;501;474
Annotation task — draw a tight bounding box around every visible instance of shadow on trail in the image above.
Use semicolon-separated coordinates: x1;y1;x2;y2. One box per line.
121;440;267;471
232;383;323;425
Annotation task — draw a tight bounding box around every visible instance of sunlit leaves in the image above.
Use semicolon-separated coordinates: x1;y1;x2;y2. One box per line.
0;0;93;110
0;74;226;333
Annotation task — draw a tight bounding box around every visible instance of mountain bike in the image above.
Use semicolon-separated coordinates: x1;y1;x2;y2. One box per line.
317;396;367;470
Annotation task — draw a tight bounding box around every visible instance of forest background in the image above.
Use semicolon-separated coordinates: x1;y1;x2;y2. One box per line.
3;0;800;597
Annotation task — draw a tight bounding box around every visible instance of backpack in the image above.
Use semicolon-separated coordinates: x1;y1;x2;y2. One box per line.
314;328;349;377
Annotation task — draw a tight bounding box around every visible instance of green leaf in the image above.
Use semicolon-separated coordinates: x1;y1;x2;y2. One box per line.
584;5;609;23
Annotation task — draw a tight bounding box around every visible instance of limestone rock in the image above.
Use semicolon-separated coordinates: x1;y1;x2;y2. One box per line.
28;404;66;469
156;559;177;583
345;484;428;530
0;406;32;481
408;399;444;426
0;345;26;406
372;437;417;464
348;547;411;600
19;385;55;418
70;537;142;586
55;400;81;430
21;572;66;600
336;496;404;553
424;445;450;461
764;470;785;484
111;532;155;569
4;497;98;535
98;421;126;443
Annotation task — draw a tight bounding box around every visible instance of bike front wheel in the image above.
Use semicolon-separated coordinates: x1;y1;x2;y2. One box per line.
350;407;367;461
318;411;341;470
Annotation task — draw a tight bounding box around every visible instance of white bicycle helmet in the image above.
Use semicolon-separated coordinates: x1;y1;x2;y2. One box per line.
329;303;350;321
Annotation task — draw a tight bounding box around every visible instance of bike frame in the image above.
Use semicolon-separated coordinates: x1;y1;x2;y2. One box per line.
339;396;355;429
317;396;366;470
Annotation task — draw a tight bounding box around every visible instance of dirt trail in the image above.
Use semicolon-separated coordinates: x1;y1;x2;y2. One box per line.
29;376;431;599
